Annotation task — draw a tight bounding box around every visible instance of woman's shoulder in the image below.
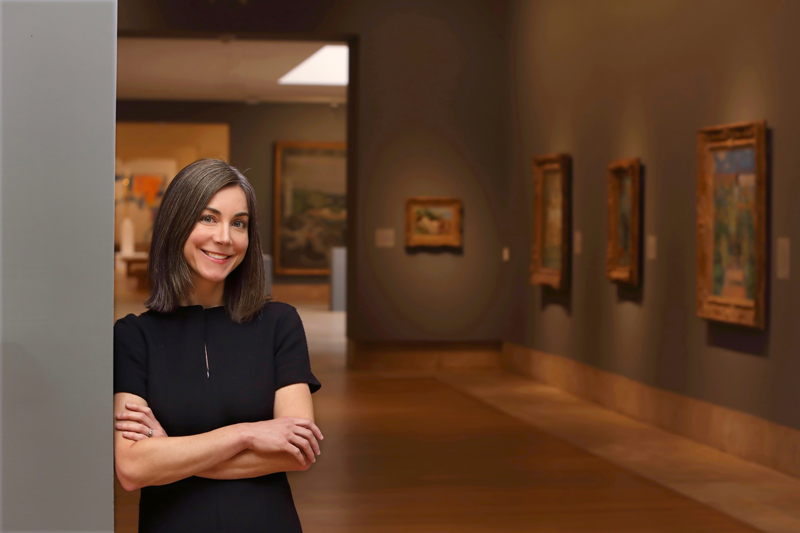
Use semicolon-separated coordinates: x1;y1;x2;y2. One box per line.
261;300;297;317
252;300;299;325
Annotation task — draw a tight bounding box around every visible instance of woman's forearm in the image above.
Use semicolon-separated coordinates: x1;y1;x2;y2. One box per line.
196;449;309;480
115;423;251;490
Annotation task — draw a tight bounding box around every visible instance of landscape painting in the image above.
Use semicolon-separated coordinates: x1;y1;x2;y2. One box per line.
541;169;563;270
696;121;766;329
712;147;756;301
274;141;347;275
531;153;571;290
606;158;641;285
405;197;462;248
617;173;632;267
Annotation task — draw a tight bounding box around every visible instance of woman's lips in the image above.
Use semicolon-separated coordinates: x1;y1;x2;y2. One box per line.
202;250;231;264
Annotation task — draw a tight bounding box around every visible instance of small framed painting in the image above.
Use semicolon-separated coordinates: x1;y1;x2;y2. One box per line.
606;158;641;285
696;120;767;329
405;197;462;248
531;153;571;289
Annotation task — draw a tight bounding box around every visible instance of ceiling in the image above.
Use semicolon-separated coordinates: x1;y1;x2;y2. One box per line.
117;38;348;104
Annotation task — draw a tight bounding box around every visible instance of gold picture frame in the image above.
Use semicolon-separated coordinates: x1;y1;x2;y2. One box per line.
273;141;347;276
606;158;641;286
405;197;462;248
696;120;767;329
531;153;571;289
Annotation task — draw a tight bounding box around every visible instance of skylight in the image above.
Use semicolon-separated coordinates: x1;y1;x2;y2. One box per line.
278;45;349;86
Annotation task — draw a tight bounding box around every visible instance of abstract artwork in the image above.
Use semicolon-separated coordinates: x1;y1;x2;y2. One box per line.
405;197;462;248
531;153;571;289
606;158;641;285
273;141;347;275
696;121;767;329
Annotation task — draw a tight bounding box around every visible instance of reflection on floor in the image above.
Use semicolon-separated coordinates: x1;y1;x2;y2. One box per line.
114;275;800;532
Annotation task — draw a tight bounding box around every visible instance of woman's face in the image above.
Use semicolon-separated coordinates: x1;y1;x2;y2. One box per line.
183;185;249;286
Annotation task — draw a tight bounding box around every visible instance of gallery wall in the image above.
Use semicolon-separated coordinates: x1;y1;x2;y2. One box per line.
505;0;800;431
118;0;514;342
116;101;344;256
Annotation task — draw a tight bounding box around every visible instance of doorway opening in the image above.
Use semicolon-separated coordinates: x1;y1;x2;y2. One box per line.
113;34;354;532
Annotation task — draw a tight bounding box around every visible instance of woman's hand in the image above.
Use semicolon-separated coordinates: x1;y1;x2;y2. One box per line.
116;403;168;441
244;417;323;466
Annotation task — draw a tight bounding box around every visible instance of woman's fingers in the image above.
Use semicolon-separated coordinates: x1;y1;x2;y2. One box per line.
281;439;306;465
122;431;148;442
294;426;320;456
290;418;324;440
116;411;148;424
116;422;150;435
287;434;315;464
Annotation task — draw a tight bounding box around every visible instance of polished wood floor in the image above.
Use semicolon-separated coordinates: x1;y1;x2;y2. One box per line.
114;278;767;532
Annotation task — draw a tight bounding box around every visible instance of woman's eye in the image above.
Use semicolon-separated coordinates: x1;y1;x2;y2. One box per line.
233;220;247;229
200;214;215;223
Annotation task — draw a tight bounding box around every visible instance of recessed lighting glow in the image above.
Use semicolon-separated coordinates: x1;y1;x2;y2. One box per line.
278;45;348;86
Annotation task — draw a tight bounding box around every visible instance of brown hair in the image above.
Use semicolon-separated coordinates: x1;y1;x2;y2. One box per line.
145;159;269;323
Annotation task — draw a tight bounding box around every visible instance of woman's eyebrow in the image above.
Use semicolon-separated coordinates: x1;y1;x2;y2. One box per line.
204;207;249;217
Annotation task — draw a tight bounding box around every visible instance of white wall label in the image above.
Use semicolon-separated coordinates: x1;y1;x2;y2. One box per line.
375;228;395;248
777;237;790;280
502;247;510;262
573;231;582;255
646;234;657;260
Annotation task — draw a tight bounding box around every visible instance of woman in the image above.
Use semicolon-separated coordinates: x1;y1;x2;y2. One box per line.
113;159;322;532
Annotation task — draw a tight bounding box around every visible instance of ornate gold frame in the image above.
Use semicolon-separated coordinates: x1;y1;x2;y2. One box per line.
606;158;641;285
531;153;571;289
696;120;767;329
405;197;462;247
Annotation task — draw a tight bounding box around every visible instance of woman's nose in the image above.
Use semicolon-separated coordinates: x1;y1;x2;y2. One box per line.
213;224;232;245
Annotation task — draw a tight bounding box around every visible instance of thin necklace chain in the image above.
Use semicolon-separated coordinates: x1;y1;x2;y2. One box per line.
204;343;210;378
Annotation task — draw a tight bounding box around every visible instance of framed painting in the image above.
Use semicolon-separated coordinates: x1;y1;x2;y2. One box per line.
405;197;462;248
531;153;571;289
273;141;347;275
606;158;641;285
696;120;767;329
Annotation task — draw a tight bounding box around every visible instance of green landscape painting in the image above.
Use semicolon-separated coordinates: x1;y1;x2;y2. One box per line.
542;169;563;270
617;172;632;267
278;146;347;271
712;146;756;300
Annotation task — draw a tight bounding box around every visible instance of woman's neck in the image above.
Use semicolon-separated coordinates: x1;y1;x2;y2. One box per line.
187;277;225;308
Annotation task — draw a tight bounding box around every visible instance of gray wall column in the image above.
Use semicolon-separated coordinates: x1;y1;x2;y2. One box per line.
0;1;116;530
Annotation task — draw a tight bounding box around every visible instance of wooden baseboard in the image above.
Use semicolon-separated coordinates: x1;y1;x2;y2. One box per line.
502;342;800;479
347;340;501;373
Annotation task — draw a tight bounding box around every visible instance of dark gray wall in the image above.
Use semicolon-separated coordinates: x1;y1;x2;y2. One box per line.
119;0;514;343
2;1;116;530
506;0;800;431
116;101;347;258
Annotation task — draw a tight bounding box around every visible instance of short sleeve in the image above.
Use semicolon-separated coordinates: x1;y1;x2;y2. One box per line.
274;306;321;394
114;314;148;400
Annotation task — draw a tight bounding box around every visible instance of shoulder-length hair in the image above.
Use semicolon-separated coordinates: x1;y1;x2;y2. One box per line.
145;159;269;323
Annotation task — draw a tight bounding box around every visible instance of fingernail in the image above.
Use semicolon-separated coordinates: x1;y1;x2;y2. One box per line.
115;423;121;428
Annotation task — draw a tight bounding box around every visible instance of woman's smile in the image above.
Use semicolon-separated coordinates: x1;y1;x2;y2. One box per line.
202;249;232;263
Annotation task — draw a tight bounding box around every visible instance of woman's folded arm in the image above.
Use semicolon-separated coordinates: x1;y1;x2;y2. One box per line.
196;383;321;480
114;388;322;489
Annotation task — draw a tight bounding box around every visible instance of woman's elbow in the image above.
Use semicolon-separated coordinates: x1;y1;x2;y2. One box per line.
115;460;144;491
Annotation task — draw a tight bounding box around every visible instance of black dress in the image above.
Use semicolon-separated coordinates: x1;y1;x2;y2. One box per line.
113;301;321;533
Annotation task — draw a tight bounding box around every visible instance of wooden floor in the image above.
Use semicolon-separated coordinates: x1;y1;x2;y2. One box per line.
113;277;783;532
